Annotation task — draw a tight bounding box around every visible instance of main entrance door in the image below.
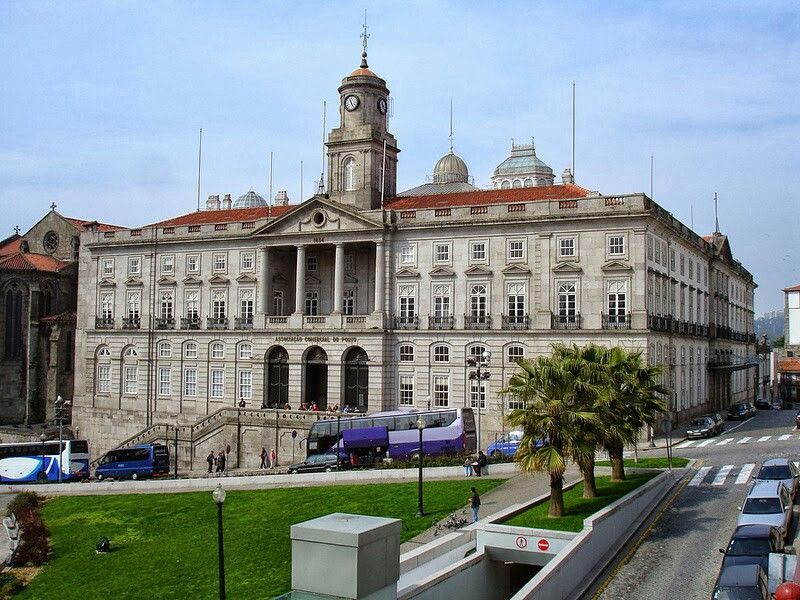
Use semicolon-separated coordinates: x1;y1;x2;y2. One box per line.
304;346;328;409
265;346;289;408
343;346;369;412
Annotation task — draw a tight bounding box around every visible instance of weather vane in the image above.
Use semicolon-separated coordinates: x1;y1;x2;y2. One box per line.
360;9;369;68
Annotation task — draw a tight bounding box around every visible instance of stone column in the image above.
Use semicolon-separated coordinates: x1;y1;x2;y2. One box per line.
259;247;269;314
294;245;306;315
333;243;345;314
374;241;385;314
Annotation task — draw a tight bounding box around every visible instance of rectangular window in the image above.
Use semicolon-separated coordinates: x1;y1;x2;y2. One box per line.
670;250;676;271
507;394;524;410
559;238;575;258
507;282;525;317
212;290;226;319
607;281;628;317
608;235;625;256
123;366;137;395
434;243;450;263
273;290;284;315
400;245;415;265
647;236;653;261
210;369;224;398
161;255;174;274
344;253;355;272
185;290;199;319
305;291;319;315
508;240;524;260
101;258;114;278
399;375;414;406
159;368;171;396
238;370;252;400
688;259;694;280
558;282;577;317
240;252;254;271
98;365;111;393
343;290;355;315
186;255;200;273
184;368;198;396
128;257;141;276
127;292;140;319
433;375;449;407
469;379;487;409
100;292;114;319
680;254;685;276
469;284;488;317
239;289;254;319
433;284;451;317
213;253;227;272
306;256;318;272
471;241;487;262
160;290;174;320
398;286;416;318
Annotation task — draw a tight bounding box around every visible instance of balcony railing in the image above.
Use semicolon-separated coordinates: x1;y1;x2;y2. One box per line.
394;315;419;330
95;316;114;329
235;316;254;329
648;315;672;332
428;315;454;330
181;316;201;330
502;314;529;330
122;316;141;329
551;313;581;330
207;317;228;330
602;313;631;330
464;314;492;330
155;317;175;330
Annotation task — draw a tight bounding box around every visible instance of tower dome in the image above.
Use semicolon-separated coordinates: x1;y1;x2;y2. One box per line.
491;141;555;189
432;151;469;184
233;190;267;209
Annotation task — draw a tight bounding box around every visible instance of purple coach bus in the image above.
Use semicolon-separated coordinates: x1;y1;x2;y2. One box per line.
306;408;477;461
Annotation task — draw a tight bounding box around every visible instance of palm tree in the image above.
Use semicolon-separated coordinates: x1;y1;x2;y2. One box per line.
504;352;601;516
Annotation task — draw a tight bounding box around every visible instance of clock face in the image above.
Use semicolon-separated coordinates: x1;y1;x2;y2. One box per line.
377;97;388;115
344;94;360;111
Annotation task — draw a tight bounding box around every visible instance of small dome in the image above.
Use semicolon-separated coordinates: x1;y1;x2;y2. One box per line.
349;67;378;78
233;190;267;209
433;151;469;184
492;143;553;179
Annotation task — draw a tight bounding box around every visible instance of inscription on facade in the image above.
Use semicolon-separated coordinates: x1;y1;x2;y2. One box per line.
275;335;358;343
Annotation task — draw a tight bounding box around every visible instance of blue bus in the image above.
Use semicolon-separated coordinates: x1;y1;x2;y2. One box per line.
307;408;477;462
0;439;90;483
95;444;170;481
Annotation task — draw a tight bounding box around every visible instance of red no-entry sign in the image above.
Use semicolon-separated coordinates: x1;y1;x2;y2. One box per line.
537;538;550;551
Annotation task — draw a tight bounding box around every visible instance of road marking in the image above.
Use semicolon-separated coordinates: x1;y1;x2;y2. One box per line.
779;434;792;441
737;437;752;444
696;439;716;447
736;464;755;484
716;439;732;446
757;436;772;442
712;465;734;485
689;466;712;486
675;440;696;449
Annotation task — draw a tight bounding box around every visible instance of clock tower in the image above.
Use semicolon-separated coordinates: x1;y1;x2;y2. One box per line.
326;42;399;210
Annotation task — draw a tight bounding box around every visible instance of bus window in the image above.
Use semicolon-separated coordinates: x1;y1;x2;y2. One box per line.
71;440;89;454
372;417;396;432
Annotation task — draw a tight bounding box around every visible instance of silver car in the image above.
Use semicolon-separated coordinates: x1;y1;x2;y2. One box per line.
737;480;793;539
754;458;799;500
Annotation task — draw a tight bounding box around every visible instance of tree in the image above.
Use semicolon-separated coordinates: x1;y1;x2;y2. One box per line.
504;352;601;515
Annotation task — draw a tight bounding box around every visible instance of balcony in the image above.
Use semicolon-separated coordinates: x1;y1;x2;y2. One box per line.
647;314;672;332
602;313;631;330
155;317;175;330
465;314;492;330
95;316;114;329
235;316;254;330
428;315;454;330
551;313;581;330
394;315;419;330
122;316;141;329
207;317;228;330
502;314;529;330
181;316;201;330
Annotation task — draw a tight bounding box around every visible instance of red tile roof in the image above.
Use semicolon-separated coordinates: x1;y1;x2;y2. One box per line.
0;234;22;257
783;284;800;292
0;252;69;273
778;358;800;373
65;217;126;232
385;183;591;209
151;205;293;227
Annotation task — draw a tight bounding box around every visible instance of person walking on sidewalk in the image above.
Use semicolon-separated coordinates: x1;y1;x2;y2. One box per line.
260;447;267;469
269;448;276;469
469;487;481;523
216;450;226;474
206;451;215;474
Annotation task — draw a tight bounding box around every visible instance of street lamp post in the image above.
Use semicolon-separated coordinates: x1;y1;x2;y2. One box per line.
416;419;426;517
39;433;47;483
466;350;492;452
54;395;71;484
212;484;227;600
174;424;179;479
237;399;245;469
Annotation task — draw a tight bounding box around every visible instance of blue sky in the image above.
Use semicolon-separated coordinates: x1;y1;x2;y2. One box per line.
2;1;798;314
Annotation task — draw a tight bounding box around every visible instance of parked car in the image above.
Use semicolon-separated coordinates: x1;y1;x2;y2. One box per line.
486;430;546;458
728;402;756;420
686;416;717;439
755;398;772;410
754;458;799;500
737;480;793;539
719;524;785;572
708;413;726;434
712;564;770;600
795;410;800;429
287;453;343;474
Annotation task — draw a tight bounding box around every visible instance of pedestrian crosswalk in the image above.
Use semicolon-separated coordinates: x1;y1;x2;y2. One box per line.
687;462;800;488
676;434;799;449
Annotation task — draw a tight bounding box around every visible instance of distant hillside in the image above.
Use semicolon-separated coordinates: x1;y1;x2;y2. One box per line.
755;310;784;341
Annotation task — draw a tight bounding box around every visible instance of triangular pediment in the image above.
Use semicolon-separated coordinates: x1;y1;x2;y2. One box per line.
124;276;144;287
601;260;633;272
183;275;203;285
208;274;230;285
395;267;420;278
236;273;258;283
254;197;384;236
98;278;116;287
272;273;287;284
429;266;456;278
501;264;531;275
156;276;176;286
344;273;358;284
552;262;583;274
464;265;493;277
305;274;322;285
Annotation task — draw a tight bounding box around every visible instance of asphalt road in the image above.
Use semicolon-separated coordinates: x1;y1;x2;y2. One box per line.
594;408;800;599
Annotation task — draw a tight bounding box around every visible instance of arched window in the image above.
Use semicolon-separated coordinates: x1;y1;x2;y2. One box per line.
507;345;524;363
96;345;112;394
122;346;138;395
184;341;198;359
239;342;253;360
158;341;172;358
512;179;522;189
266;346;289;408
501;180;511;190
210;341;224;359
432;344;450;363
343;157;356;191
399;344;414;362
4;284;24;359
523;178;534;187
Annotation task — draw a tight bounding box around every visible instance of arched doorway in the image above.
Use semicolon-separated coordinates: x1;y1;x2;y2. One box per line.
303;346;328;409
343;347;369;412
265;346;289;408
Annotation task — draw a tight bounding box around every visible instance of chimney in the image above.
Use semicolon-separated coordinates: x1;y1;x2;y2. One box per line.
206;194;220;210
561;168;574;184
274;191;289;207
222;194;232;210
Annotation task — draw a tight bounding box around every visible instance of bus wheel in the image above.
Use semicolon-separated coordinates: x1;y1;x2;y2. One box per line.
325;466;332;472
410;452;421;462
96;473;104;481
37;472;47;483
131;473;138;480
490;450;500;457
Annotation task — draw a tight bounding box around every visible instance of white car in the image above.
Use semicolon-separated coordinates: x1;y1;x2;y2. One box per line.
737;480;793;540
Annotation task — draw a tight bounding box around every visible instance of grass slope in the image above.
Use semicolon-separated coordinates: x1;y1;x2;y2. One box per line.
20;480;501;599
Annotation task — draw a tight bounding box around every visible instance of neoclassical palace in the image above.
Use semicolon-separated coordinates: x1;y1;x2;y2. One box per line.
73;48;757;453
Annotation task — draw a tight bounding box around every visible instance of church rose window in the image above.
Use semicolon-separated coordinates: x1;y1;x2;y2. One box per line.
43;231;59;253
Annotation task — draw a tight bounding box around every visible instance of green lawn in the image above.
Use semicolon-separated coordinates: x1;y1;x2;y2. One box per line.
503;474;657;532
595;457;689;469
19;479;502;600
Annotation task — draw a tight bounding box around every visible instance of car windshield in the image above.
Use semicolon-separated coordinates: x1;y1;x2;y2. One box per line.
758;466;792;480
727;538;772;556
742;497;782;514
689;419;710;428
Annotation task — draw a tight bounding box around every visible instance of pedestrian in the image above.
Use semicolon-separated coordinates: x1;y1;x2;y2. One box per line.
216;450;226;474
463;456;474;477
206;450;215;474
260;447;267;469
474;450;487;477
269;448;276;469
469;487;481;523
